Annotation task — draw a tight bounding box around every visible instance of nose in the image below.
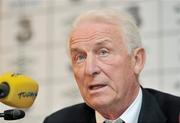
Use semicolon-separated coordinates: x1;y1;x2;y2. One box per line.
85;54;101;76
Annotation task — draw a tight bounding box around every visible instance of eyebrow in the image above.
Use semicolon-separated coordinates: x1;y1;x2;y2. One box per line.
70;48;82;54
70;38;112;53
95;39;112;46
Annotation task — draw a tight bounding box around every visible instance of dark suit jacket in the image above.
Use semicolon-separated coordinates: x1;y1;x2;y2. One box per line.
43;88;180;123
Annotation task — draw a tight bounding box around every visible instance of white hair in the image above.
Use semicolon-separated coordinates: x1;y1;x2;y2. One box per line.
70;9;142;54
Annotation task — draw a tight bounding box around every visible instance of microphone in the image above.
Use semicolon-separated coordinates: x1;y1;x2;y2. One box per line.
0;72;38;108
0;109;25;120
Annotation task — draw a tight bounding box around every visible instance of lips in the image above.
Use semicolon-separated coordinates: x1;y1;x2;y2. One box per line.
89;84;107;90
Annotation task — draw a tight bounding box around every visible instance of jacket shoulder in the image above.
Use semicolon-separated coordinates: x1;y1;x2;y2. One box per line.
43;103;95;123
144;88;180;122
145;88;180;105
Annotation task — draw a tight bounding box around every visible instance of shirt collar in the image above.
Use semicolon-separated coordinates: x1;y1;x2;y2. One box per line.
96;88;142;123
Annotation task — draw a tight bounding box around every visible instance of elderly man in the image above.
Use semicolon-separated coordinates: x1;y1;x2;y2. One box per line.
43;9;180;123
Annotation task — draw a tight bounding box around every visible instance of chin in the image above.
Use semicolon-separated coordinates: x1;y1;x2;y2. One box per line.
87;97;112;109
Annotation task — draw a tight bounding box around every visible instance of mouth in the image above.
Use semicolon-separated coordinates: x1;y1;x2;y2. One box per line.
88;84;107;90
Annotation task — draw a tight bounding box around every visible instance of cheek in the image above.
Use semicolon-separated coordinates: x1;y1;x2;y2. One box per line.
102;58;128;79
102;58;133;86
73;65;84;79
73;66;86;89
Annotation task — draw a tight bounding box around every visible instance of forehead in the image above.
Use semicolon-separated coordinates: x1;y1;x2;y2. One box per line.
70;22;122;45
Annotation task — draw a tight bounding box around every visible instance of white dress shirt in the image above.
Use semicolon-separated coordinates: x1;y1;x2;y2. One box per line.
96;88;142;123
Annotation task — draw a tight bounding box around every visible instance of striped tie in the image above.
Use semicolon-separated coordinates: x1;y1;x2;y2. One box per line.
103;119;125;123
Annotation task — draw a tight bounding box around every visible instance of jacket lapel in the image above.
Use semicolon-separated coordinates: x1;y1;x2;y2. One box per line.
81;103;96;123
138;88;167;123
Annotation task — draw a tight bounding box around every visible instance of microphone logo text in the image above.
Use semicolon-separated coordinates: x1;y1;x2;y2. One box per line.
18;92;37;99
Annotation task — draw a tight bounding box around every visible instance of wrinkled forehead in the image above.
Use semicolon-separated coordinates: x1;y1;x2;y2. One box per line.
69;21;122;45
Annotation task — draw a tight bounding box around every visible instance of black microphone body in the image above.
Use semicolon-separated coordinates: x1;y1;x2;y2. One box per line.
0;109;25;120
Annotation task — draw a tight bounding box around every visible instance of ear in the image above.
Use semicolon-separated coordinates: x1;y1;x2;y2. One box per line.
131;48;146;75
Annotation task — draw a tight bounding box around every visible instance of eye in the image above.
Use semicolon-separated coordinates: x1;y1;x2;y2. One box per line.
75;54;86;63
98;48;109;57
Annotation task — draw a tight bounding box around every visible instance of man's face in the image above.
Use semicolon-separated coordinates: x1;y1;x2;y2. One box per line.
70;22;139;110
